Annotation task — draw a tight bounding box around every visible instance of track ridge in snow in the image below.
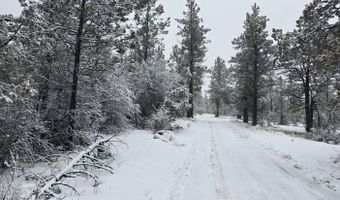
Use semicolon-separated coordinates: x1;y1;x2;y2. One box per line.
168;142;197;200
208;122;229;199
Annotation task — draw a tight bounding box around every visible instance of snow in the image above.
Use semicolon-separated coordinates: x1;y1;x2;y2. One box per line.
0;95;13;103
272;124;306;133
31;135;115;199
248;124;340;191
11;115;340;199
169;118;192;130
65;130;195;200
154;130;175;141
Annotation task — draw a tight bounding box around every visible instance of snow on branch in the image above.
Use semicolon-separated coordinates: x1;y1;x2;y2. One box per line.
30;135;116;200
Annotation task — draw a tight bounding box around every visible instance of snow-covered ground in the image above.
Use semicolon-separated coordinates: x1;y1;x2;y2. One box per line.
51;115;340;199
272;124;306;133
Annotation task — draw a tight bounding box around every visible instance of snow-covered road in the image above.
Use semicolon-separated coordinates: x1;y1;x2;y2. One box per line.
180;116;339;200
69;115;340;200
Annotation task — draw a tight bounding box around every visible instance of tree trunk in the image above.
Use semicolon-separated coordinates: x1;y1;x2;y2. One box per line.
37;54;52;118
317;111;321;128
69;0;87;137
215;98;220;117
252;90;258;126
37;73;50;115
279;97;285;125
187;12;195;118
270;95;273;112
143;2;151;61
242;96;248;123
187;77;194;118
243;107;248;123
304;71;313;132
252;45;259;126
279;77;285;125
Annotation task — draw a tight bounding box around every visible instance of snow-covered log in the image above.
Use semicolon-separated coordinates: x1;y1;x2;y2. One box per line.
30;136;115;200
154;130;175;142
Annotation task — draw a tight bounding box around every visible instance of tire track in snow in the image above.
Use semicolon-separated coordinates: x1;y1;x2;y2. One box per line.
208;122;229;200
168;121;229;200
168;142;197;200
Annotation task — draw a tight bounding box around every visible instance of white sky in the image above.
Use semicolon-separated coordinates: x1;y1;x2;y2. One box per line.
159;0;312;93
1;0;312;93
0;0;22;16
160;0;312;67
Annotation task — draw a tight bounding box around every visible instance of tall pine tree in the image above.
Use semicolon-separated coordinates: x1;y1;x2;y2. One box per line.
176;0;210;118
230;4;272;125
209;57;228;117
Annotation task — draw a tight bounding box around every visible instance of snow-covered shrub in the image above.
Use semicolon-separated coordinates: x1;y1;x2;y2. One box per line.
0;81;53;167
128;59;189;128
98;74;139;132
148;107;173;132
163;78;190;118
73;72;139;137
306;128;340;144
146;77;189;132
127;60;168;127
0;175;22;200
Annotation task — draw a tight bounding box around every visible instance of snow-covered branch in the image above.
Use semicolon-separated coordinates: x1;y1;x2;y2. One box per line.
30;135;116;200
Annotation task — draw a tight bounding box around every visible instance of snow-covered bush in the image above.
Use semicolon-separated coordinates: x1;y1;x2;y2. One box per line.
98;73;139;132
305;128;340;144
127;60;168;127
0;80;53;167
147;79;189;132
148;107;173;132
0;175;22;200
74;70;139;133
164;81;190;118
127;58;189;128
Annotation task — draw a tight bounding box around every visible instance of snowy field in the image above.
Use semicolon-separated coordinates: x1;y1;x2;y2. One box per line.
58;114;340;200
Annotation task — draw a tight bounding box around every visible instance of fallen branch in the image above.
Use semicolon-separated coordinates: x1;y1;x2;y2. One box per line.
73;162;113;174
51;182;79;196
30;135;115;200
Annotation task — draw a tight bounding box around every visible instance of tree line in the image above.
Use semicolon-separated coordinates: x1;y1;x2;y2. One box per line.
0;0;209;168
208;0;340;143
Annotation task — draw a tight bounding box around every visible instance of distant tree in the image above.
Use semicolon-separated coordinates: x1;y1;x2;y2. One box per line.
169;44;186;78
176;0;210;118
230;3;272;125
209;57;228;117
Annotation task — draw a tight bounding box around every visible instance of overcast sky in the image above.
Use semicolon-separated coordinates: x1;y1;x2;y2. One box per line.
1;0;312;92
160;0;312;67
159;0;312;92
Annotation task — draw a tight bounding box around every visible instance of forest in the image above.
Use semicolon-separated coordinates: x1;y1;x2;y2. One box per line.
0;0;339;199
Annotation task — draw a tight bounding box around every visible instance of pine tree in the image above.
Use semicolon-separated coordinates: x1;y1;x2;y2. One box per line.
14;0;137;146
176;0;210;118
169;44;186;78
132;0;170;62
126;0;172;126
209;57;228;117
273;0;339;133
230;3;272;125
